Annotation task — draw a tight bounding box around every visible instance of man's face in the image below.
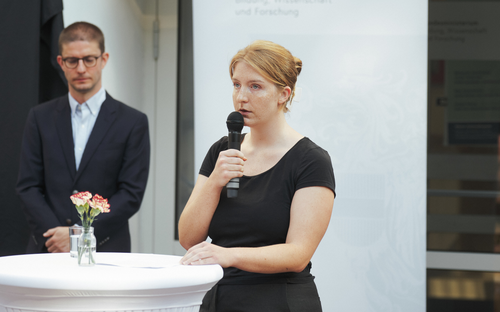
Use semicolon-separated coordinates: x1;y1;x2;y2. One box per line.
57;40;109;100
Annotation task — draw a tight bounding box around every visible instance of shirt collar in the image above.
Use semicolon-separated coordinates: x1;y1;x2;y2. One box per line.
68;87;106;117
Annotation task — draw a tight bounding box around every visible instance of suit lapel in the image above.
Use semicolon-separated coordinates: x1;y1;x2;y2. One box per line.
75;94;118;181
55;96;77;180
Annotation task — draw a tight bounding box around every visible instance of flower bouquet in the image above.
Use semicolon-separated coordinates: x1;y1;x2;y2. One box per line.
70;191;110;266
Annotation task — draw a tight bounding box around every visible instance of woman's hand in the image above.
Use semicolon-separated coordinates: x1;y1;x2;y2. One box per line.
210;149;247;188
178;149;245;250
181;241;234;267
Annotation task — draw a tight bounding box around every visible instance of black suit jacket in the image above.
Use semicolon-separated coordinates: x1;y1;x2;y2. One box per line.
16;93;150;253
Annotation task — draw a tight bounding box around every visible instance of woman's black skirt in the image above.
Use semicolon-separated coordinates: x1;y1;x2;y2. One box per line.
199;279;323;312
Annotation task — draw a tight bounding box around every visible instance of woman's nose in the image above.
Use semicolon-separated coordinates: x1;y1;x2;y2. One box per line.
236;88;248;102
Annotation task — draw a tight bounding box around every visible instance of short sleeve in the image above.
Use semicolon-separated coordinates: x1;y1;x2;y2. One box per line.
199;136;228;177
295;146;336;197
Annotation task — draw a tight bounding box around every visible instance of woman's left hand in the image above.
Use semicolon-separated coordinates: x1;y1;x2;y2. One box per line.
180;241;233;267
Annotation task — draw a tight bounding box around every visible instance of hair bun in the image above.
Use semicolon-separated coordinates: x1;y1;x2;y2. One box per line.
294;56;302;75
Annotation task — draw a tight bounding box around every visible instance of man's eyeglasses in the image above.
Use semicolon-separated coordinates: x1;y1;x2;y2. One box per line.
62;55;102;69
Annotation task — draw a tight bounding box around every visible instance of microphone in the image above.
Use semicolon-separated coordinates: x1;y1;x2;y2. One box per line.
226;111;244;198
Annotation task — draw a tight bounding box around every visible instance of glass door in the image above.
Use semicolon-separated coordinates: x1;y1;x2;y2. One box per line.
427;0;500;311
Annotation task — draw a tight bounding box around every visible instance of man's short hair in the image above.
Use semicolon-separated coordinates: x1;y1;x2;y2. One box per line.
58;22;105;55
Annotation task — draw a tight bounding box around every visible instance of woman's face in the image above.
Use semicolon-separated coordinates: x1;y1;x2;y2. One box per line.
232;61;287;127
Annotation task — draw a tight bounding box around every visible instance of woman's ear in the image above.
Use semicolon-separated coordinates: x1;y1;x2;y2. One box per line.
278;86;292;105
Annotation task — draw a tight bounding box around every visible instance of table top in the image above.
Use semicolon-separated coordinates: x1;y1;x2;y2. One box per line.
0;253;223;291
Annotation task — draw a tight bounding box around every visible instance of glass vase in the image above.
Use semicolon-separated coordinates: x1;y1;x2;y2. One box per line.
78;226;96;266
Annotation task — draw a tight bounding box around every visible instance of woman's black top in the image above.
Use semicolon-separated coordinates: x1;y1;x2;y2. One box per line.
199;135;335;285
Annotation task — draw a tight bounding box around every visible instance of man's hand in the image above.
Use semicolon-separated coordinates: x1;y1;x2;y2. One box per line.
43;226;70;253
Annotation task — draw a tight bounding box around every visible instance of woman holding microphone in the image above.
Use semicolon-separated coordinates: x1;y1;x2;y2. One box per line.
179;40;336;312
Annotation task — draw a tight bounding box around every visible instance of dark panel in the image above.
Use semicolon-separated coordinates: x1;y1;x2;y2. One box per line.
175;0;194;240
0;0;66;256
428;299;494;312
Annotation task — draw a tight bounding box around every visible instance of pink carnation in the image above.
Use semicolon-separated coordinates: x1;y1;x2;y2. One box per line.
70;191;92;207
89;194;111;213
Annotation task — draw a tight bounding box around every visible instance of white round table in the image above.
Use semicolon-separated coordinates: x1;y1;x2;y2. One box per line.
0;253;222;312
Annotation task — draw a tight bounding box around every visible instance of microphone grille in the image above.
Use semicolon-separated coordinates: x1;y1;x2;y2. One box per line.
226;111;244;132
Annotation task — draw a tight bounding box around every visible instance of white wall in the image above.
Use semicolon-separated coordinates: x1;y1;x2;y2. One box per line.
62;0;181;255
192;0;427;311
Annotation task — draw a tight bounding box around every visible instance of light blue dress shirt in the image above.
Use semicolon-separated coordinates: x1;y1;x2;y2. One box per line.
68;87;106;170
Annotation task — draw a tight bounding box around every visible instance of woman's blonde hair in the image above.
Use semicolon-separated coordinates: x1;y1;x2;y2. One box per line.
229;40;302;112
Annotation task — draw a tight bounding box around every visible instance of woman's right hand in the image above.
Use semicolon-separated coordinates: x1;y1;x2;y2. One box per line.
210;149;247;188
179;149;246;249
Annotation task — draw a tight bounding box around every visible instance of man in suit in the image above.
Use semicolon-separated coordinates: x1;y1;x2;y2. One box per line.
16;22;150;253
